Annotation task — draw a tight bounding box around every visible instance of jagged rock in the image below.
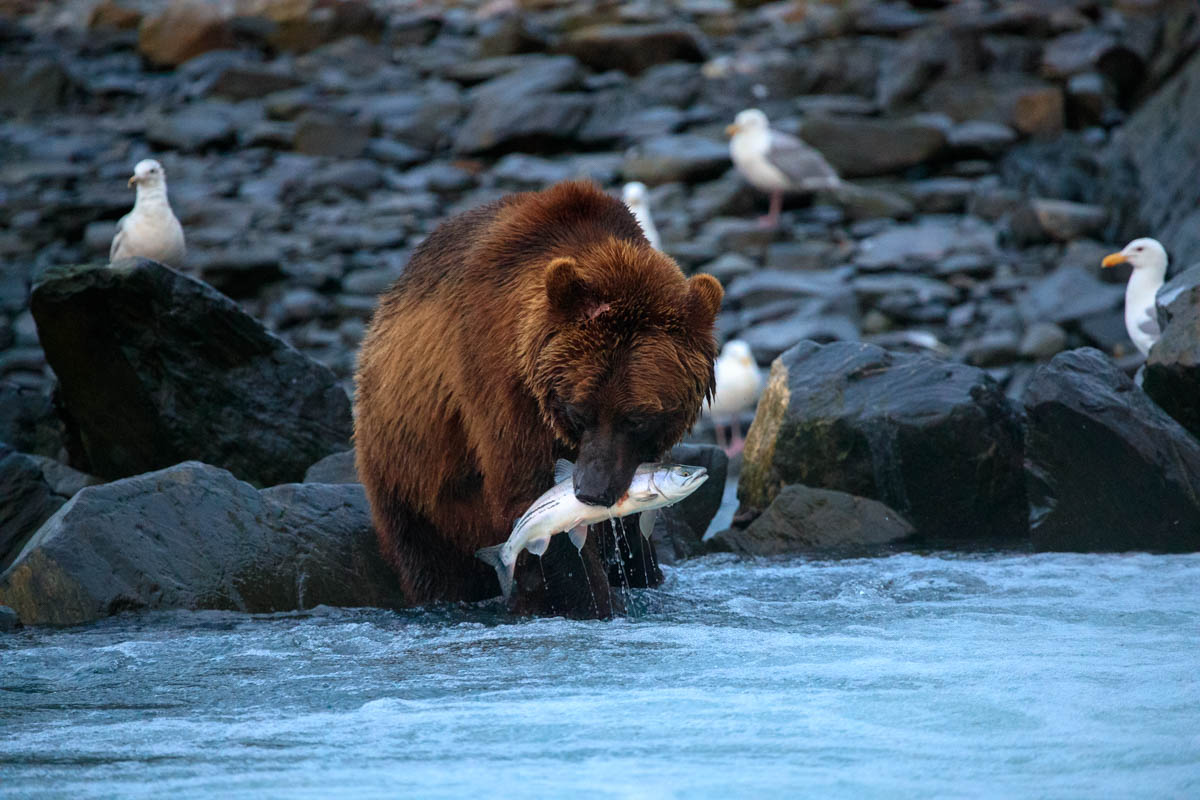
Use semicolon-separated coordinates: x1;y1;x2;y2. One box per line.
30;260;352;486
1024;348;1200;552
0;462;404;626
0;444;99;571
1143;265;1200;441
1018;266;1123;325
798;114;948;177
711;484;914;555
561;24;707;75
138;0;234;67
621;135;730;185
738;340;1027;542
453;93;592;155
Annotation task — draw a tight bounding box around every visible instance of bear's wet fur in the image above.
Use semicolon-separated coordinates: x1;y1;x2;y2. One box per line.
354;181;722;615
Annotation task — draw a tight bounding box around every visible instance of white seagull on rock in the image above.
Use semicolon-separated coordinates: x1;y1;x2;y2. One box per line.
621;181;661;250
704;339;763;456
726;108;841;229
1101;237;1167;356
110;158;186;268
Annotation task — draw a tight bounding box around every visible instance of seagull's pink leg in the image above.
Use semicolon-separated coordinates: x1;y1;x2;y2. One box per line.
713;418;728;450
727;419;746;457
758;190;783;229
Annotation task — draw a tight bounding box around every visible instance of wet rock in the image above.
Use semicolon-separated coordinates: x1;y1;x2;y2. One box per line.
1024;348;1200;552
1143;267;1200;441
740;311;860;363
304;449;358;484
1011;86;1065;136
738;340;1027;542
454;93;592;155
0;604;16;631
650;443;728;564
711;484;914;555
560;24;707;75
856;216;997;270
0;462;404;626
724;269;855;313
138;0;234;68
0;445;99;571
30;260;351;486
621;135;730;185
798;114;948;177
467;55;581;103
1030;198;1107;241
1019;321;1068;359
294;110;371;158
1018;265;1123;326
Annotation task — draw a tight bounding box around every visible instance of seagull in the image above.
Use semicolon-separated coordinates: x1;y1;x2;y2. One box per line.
704;339;763;456
621;181;661;250
110;158;186;268
726;108;841;229
1101;237;1168;356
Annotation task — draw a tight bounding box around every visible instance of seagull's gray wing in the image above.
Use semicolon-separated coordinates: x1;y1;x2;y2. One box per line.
766;130;840;190
1136;308;1161;342
109;213;129;261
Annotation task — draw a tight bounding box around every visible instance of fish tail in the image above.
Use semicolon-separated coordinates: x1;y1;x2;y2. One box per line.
475;545;515;604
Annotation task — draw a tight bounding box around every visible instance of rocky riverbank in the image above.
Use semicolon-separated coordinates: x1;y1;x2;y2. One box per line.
2;0;1200;626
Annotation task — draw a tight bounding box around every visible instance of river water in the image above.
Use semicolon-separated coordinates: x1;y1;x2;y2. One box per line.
2;552;1198;798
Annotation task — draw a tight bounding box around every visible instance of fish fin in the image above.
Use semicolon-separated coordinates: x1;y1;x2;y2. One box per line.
638;508;657;540
568;524;588;551
475;545;515;603
527;536;550;557
554;459;575;484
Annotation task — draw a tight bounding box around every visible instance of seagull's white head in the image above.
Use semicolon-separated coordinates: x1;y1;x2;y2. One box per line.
622;181;648;209
1102;237;1167;276
129;158;166;189
726;108;769;138
720;339;756;367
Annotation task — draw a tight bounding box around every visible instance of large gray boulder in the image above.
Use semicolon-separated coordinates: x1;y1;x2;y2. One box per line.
0;444;99;571
710;484;914;556
738;341;1027;543
30;260;352;486
0;462;403;626
1024;348;1200;553
1143;264;1200;441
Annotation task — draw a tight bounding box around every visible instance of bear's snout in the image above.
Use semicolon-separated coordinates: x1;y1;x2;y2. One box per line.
574;425;638;508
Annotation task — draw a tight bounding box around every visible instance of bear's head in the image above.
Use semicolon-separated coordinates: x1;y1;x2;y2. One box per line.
521;238;723;507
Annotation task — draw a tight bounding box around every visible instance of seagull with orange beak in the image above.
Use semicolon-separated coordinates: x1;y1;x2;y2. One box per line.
109;158;186;268
726;108;841;229
1101;237;1168;356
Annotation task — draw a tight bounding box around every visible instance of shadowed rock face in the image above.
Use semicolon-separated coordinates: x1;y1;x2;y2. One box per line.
0;444;98;572
738;340;1027;543
1144;265;1200;441
30;259;352;487
1024;348;1200;554
0;461;404;626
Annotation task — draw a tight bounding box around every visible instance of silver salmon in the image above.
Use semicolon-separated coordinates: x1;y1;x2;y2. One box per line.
476;459;709;602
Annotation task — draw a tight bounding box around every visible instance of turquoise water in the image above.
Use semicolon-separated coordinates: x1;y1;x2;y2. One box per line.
2;552;1198;798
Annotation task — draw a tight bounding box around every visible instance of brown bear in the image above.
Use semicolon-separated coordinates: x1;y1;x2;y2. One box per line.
354;181;722;615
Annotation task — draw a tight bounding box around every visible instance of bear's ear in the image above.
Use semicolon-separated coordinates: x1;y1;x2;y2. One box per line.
545;256;590;317
685;274;723;328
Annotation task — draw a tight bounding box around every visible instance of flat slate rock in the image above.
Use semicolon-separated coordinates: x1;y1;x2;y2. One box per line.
30;260;352;486
1024;348;1200;553
0;461;404;626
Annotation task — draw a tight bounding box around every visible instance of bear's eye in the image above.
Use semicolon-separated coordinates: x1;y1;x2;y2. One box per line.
625;415;664;438
552;398;590;434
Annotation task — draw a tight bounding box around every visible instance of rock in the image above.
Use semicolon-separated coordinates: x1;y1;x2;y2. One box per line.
1018;265;1124;326
739;312;860;363
1143;268;1200;441
0;604;16;631
453;93;592;155
1105;50;1200;263
963;330;1021;366
138;0;234;68
650;443;728;564
904;177;975;213
1040;29;1125;80
561;24;707;75
798;114;948;178
467;55;581;104
1024;348;1200;552
0;383;65;459
0;57;74;118
0;444;99;571
856;216;997;270
294;110;371;158
145;104;239;152
1065;71;1111;126
946;120;1018;157
88;1;143;30
621;135;731;185
738;341;1027;542
711;484;914;555
304;449;358;484
30;260;352;486
1011;86;1065;136
1030;198;1107;241
204;65;304;100
1019;321;1068;359
724;269;855;313
0;462;404;626
834;183;916;221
